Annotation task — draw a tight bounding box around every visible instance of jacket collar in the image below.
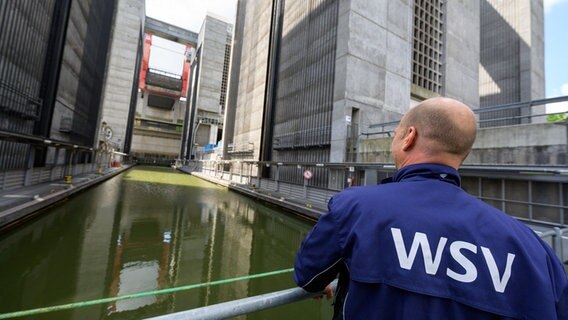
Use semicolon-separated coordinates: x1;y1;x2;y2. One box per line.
381;163;461;187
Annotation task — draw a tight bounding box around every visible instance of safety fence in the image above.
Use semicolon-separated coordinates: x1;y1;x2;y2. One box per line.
537;227;568;263
146;280;337;320
0;163;96;191
191;160;568;222
366;96;568;136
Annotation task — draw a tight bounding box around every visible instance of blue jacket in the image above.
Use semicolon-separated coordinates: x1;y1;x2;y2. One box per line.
294;164;568;319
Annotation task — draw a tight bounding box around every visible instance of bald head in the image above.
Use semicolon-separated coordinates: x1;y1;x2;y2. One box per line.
392;97;477;168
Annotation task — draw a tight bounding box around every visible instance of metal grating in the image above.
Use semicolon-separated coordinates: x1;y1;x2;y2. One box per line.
411;0;444;95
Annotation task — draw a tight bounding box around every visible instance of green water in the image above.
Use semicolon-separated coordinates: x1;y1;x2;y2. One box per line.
0;166;332;319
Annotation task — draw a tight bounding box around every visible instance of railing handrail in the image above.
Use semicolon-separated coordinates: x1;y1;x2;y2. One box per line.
367;95;568;132
191;159;568;175
144;280;337;320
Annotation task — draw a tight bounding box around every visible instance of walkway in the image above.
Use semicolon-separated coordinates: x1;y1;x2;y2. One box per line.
0;165;132;231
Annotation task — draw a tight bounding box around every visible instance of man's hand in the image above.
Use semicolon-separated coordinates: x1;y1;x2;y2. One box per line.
314;284;334;301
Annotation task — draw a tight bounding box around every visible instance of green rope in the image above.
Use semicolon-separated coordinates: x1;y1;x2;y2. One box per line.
0;268;294;319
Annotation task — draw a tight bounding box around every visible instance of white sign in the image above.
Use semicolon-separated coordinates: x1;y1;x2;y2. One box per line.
303;169;313;180
346;115;352;123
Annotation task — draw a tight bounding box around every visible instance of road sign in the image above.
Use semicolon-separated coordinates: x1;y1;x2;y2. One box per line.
303;169;313;180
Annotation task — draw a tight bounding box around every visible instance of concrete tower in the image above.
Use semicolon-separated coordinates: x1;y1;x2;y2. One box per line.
98;0;145;155
0;0;118;171
184;15;233;160
223;0;479;186
479;0;545;126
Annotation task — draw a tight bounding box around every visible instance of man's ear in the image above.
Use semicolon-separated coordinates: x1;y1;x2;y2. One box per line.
402;126;417;151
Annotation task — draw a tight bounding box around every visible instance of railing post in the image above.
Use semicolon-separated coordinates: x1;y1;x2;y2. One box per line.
528;181;533;222
559;182;564;226
303;176;307;198
258;163;263;188
554;227;563;261
240;162;243;184
275;164;280;192
248;163;252;186
23;146;35;186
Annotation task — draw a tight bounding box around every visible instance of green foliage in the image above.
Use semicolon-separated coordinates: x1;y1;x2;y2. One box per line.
546;112;568;123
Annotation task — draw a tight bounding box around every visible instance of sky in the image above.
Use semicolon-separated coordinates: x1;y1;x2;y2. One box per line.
145;0;237;33
544;0;568;112
145;0;567;110
145;0;237;77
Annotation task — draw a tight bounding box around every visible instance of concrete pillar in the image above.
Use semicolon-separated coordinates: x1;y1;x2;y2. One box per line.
330;0;413;163
24;147;36;186
209;124;218;145
50;148;61;181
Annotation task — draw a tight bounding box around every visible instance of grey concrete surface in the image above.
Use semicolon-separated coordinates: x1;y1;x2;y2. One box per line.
0;165;133;232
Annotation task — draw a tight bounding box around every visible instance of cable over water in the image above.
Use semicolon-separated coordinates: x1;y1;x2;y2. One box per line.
0;268;294;319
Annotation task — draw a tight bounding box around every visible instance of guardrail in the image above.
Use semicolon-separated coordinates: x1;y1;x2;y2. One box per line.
145;280;337;320
367;96;568;136
537;227;568;261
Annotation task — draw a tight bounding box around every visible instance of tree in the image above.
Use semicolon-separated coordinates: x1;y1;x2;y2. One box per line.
546;112;568;123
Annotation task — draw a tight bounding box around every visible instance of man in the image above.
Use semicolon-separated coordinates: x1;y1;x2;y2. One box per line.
294;97;568;319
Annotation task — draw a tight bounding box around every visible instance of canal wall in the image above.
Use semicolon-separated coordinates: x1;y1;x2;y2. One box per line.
178;167;329;221
0;165;133;232
182;164;568;263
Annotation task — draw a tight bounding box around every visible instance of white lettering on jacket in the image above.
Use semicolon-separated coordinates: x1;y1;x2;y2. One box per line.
391;228;516;293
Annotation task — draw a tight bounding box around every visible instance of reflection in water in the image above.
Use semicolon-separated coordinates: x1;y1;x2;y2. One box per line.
0;166;332;319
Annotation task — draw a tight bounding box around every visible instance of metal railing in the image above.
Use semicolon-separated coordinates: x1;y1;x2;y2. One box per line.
537;227;568;261
190;160;567;215
144;280;337;320
366;96;568;136
144;281;337;320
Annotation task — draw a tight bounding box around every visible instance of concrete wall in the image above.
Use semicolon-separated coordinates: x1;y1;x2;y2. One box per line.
136;94;185;123
479;0;545;107
130;129;182;156
226;0;274;161
221;0;245;160
50;0;116;146
194;16;231;115
358;122;568;165
99;0;145;152
331;0;413;162
188;15;232;152
444;0;480;109
0;1;56;169
130;92;185;157
270;0;339;166
468;123;568;164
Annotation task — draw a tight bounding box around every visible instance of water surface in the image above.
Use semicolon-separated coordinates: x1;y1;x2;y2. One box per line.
0;166;332;319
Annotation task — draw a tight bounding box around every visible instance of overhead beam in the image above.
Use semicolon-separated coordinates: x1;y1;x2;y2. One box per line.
144;17;198;46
